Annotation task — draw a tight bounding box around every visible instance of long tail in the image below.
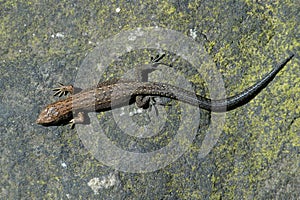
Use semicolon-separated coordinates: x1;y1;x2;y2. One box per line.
202;54;294;112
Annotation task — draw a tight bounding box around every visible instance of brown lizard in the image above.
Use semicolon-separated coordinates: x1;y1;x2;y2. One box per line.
36;54;294;127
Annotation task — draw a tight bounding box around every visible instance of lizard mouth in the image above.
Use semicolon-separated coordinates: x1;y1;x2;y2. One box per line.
36;114;51;125
35;117;42;124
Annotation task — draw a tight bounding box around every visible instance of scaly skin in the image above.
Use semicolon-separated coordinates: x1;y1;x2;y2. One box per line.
36;54;294;126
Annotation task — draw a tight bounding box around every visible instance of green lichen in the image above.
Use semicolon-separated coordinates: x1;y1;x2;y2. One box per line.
210;0;298;198
1;0;298;199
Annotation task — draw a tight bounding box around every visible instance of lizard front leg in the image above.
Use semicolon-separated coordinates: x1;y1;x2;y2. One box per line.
69;112;91;128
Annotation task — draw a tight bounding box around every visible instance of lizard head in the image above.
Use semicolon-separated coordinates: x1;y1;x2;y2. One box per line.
36;101;72;126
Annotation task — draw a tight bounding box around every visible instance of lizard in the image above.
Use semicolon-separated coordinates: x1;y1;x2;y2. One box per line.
36;53;294;127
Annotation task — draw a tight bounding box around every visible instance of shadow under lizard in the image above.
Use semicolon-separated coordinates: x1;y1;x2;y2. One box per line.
36;54;294;127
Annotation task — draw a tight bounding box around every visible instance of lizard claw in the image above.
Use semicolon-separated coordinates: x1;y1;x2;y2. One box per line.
148;97;173;116
69;119;75;129
53;83;74;97
151;53;165;63
68;112;85;129
150;53;173;67
148;98;159;116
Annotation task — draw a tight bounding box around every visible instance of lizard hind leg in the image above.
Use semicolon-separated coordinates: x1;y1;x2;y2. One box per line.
135;95;158;116
135;96;151;109
135;96;171;116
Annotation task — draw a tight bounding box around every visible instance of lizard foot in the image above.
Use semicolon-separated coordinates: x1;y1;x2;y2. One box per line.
53;83;74;97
